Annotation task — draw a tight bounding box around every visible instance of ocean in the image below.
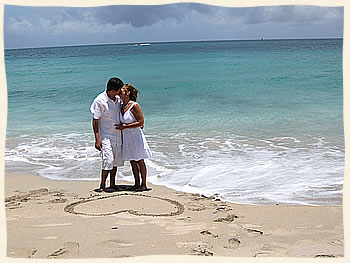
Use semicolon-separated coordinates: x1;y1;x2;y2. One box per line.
4;39;344;205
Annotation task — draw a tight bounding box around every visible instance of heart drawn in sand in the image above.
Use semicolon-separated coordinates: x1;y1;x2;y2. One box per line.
64;193;184;217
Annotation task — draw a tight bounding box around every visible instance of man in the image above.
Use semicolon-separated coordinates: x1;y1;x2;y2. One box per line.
90;77;124;191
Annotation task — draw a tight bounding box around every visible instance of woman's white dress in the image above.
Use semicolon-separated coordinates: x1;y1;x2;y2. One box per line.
121;102;152;161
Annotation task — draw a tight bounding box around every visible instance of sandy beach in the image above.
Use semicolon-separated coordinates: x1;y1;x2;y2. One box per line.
4;173;344;258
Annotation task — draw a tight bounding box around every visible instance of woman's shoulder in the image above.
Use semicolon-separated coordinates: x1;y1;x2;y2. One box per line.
130;102;142;112
131;101;140;108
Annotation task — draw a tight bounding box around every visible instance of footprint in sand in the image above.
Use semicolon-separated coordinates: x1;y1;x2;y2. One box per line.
186;202;206;211
189;194;208;201
214;214;238;223
5;202;22;209
190;248;214;256
200;230;218;238
177;216;191;221
177;241;212;249
224;237;241;249
28;188;49;195
213;205;233;214
47;242;79;258
5;189;49;209
330;239;343;246
49;198;68;203
246;228;264;236
255;243;288;256
6;188;70;207
181;241;214;256
8;248;37;258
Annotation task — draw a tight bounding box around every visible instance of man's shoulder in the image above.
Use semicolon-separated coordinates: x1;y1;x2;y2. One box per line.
92;91;108;103
90;91;107;113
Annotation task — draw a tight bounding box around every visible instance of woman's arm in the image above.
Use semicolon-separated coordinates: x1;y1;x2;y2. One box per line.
116;103;144;130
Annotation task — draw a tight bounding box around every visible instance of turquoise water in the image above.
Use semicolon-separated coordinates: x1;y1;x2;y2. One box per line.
5;39;344;205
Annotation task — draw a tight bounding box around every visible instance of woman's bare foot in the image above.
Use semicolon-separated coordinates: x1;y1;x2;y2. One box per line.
135;185;148;192
131;184;140;190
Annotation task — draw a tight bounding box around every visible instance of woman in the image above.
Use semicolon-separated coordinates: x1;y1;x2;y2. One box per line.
116;84;152;191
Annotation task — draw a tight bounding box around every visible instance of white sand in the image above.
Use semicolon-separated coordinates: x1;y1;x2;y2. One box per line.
4;173;344;258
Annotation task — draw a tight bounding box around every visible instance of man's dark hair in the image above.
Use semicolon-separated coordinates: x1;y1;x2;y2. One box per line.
107;77;124;91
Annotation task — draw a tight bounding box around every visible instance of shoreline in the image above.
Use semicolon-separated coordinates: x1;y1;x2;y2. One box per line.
5;173;344;258
5;171;343;207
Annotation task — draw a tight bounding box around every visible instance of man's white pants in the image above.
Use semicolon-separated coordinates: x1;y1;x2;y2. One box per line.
101;138;124;170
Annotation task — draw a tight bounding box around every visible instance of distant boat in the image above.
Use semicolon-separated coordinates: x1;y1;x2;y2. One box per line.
134;43;151;46
261;38;264;41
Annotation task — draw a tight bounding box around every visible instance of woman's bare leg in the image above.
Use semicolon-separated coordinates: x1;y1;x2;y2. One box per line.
136;159;147;191
109;166;118;188
130;161;140;189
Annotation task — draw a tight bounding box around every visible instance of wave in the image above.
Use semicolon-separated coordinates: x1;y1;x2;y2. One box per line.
5;131;344;206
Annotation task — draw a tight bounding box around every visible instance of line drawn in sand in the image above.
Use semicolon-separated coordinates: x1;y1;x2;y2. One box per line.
64;193;185;217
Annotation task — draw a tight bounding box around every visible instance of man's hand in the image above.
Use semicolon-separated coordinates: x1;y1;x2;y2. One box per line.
115;124;125;130
95;139;102;151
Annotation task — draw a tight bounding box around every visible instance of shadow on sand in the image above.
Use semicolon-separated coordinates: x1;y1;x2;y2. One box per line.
93;185;152;193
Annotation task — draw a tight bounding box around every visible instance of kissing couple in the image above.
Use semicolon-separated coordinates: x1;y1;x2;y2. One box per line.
90;77;152;192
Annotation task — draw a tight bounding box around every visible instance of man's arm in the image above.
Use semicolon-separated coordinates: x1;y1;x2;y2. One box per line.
92;119;102;151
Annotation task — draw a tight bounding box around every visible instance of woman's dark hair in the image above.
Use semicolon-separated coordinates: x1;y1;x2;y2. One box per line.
124;84;140;101
107;77;124;91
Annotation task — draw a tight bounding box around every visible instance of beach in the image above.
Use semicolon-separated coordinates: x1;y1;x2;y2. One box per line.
1;2;347;261
3;38;345;260
5;39;344;206
5;173;343;258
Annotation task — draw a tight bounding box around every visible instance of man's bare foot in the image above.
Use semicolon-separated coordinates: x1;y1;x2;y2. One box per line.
111;185;121;190
94;188;105;193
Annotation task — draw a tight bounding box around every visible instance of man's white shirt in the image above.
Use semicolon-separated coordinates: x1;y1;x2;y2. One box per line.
90;91;122;146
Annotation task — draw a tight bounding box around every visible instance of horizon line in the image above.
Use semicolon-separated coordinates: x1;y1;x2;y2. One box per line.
5;37;344;51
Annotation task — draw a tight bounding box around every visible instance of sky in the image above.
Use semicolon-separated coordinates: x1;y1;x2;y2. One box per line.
3;3;344;49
